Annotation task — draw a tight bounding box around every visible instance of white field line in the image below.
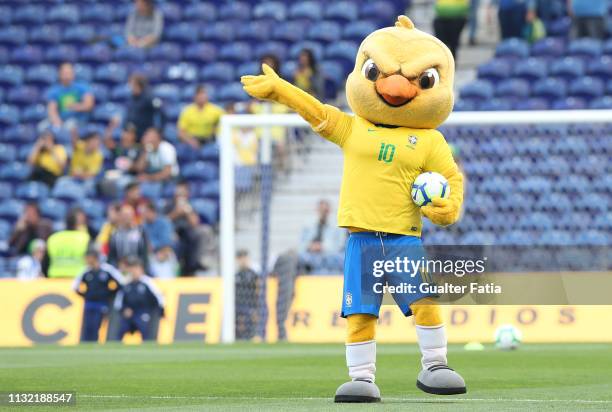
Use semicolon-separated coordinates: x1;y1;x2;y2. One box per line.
79;394;612;404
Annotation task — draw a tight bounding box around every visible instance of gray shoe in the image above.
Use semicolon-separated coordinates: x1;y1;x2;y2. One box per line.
417;365;467;395
334;379;381;403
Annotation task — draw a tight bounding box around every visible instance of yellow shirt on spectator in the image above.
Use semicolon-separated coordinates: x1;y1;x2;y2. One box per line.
36;145;67;176
70;141;103;177
177;103;225;140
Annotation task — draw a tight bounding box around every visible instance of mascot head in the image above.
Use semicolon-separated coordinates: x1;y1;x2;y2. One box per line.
346;16;455;129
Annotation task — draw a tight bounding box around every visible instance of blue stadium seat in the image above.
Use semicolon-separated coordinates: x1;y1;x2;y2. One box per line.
321;60;345;95
45;45;78;64
532;77;566;100
0;144;16;163
148;43;182;62
219;42;253;63
165;22;199;43
254;41;287;61
183;43;217;63
218;2;251;20
198;180;220;199
289;1;323;20
15;181;49;201
551;97;587;110
47;5;79;24
589;96;612;109
153;83;181;103
114;46;146;63
164;63;198;83
236;61;261;78
181;161;218;182
63;25;95;44
200;63;235;83
567;38;602;59
477;58;512;81
183;2;217;22
94;63;128;86
139;182;162;199
460;80;494;100
478;98;513;111
495;38;529;59
253;2;286;21
80;3;114;24
568;76;604;99
52;178;86;201
0;220;10;242
191;198;218;225
272;21;309;43
549;56;584;80
0;183;13;199
359;1;397;22
216;82;249;102
512;57;547;81
0;6;10;26
90;83;109;102
343;21;378;42
0;46;7;64
586;55;612;81
0;199;24;220
237;21;273;43
10;45;43;65
0;26;27;46
79;43;112;64
0;162;30;181
538;230;573;246
289;41;324;61
3;125;36;143
0;104;20;126
513;97;549;110
13;5;45;24
453;99;477;111
74;64;93;82
593;213;612;232
29;25;62;46
531;37;565;57
200;143;220;163
93;102;123;123
159;2;182;23
0;65;24;87
460;231;496;245
25;65;56;86
325;1;359;22
576;230;608;246
201;22;235;43
546;16;572;37
21;104;47;122
308;21;342;43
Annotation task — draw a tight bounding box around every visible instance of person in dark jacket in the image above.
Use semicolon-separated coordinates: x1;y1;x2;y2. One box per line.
108;204;150;272
73;248;125;342
9;203;53;255
113;256;164;341
125;74;162;140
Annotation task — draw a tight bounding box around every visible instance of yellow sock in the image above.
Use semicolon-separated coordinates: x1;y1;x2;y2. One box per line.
346;314;377;343
410;298;443;327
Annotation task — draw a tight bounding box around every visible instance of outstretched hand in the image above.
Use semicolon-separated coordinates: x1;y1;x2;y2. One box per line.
241;64;282;101
421;197;460;226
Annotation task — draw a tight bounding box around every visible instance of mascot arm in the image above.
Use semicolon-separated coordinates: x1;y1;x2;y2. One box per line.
421;132;464;226
241;64;351;146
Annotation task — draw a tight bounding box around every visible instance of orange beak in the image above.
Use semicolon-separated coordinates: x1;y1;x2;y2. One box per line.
375;74;418;107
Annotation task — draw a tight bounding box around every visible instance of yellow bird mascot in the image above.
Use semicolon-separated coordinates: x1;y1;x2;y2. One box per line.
242;16;466;402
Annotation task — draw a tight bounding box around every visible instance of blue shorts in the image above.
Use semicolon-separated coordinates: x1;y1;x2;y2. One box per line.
341;232;435;318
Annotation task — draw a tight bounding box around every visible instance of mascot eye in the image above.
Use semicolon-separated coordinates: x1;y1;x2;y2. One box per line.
361;59;380;81
418;68;440;89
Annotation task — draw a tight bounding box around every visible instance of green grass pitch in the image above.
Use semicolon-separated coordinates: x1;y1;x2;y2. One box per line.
1;343;611;411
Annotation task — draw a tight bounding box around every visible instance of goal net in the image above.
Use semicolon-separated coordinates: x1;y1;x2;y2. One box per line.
218;109;612;343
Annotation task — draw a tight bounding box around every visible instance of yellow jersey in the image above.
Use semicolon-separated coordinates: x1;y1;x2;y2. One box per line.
177;103;225;140
36;145;67;176
320;114;460;236
70;141;103;177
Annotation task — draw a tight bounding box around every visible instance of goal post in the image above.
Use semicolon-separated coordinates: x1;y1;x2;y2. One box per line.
218;109;612;343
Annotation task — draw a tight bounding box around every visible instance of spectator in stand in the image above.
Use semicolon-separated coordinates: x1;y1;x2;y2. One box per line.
123;182;147;225
73;248;125;342
16;239;46;280
490;0;530;39
293;49;325;98
299;199;346;272
235;249;261;340
105;122;141;172
45;62;95;130
165;181;214;275
72;207;98;240
568;0;608;39
125;74;160;140
225;103;258;166
113;256;164;341
70;129;104;180
108;204;150;272
9;203;53;255
46;209;91;278
125;0;164;49
96;203;121;256
177;85;224;148
433;0;469;59
28;130;68;188
141;200;178;279
134;127;179;182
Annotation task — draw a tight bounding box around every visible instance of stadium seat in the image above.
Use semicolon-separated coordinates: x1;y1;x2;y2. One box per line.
52;178;87;201
531;37;565;57
253;2;287;21
567;38;602;59
237;21;273;43
551;97;587;110
495;38;529;59
140;182;163;199
589;96;612;109
10;45;43;65
343;21;378;42
0;183;13;199
546;16;572;38
0;6;10;26
181;161;218;182
289;1;323;21
80;3;114;24
13;5;45;24
201;22;235;43
254;41;288;61
183;43;218;64
586;55;612;81
532;78;566;100
513;97;549;110
0;26;27;46
512;57;547;81
28;25;63;46
45;45;78;64
63;25;96;44
159;2;182;23
325;1;359;22
308;21;342;43
219;42;253;63
79;44;112;64
15;181;49;201
200;63;235;83
0;144;16;163
272;21;310;43
460;80;494;101
165;22;199;43
236;61;261;78
93;102;124;123
25;65;57;86
359;1;397;22
90;84;109;103
39;198;68;221
0;66;24;87
0;105;20;126
114;46;146;63
3;125;36;143
198;181;220;199
0;199;24;220
94;63;128;86
165;63;198;83
289;41;324;61
47;4;79;24
568;77;604;99
219;2;251;20
191;198;218;225
74;64;93;82
148;43;182;62
460;231;496;245
183;2;218;22
549;56;584;80
477;58;512;82
479;98;513;111
21;104;47;123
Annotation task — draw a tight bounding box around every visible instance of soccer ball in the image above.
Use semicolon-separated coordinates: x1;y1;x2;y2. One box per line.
411;172;450;207
494;324;522;350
